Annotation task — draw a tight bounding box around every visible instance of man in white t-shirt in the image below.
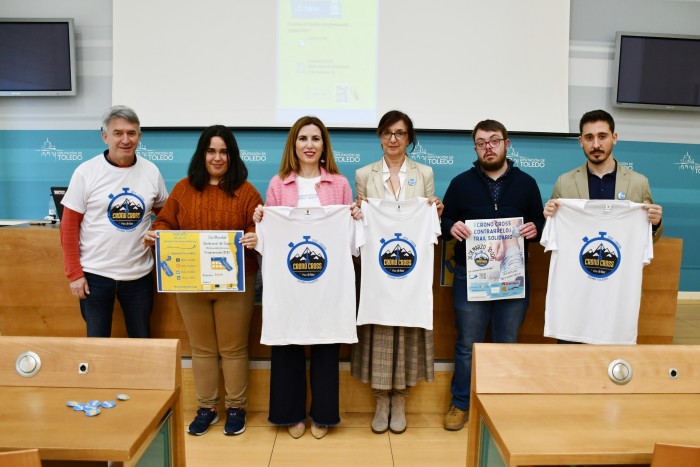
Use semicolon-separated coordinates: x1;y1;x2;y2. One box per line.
543;109;664;344
541;199;653;344
60;106;168;337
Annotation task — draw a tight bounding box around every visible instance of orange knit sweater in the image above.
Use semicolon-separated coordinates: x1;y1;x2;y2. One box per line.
152;178;263;277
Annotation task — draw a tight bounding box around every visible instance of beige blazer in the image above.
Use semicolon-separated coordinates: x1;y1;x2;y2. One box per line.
551;160;663;240
355;157;435;200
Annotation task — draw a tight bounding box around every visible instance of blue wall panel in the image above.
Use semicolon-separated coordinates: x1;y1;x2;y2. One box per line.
1;129;697;290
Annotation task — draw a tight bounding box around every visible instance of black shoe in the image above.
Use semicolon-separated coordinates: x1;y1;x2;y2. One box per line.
188;408;218;435
224;407;246;436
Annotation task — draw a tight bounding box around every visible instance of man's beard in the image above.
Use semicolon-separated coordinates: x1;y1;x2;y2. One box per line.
479;154;506;171
587;150;611;165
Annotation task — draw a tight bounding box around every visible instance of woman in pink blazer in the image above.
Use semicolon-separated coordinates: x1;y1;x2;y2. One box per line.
250;116;354;440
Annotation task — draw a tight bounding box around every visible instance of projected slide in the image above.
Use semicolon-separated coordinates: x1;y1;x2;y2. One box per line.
277;0;378;125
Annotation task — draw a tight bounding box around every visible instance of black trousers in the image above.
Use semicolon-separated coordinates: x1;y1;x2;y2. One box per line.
268;343;340;426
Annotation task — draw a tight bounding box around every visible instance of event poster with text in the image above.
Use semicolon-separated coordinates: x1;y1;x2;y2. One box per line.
156;231;245;292
465;217;524;301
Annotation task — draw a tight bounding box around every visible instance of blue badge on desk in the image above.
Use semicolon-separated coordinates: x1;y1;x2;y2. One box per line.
116;393;130;401
85;407;101;417
72;403;85;411
88;400;102;407
66;400;80;407
101;400;116;408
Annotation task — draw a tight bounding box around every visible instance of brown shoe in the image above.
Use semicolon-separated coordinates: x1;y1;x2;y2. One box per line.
311;423;328;439
444;404;468;431
288;421;305;439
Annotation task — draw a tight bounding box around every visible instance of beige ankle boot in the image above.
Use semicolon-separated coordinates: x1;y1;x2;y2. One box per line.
371;392;390;434
389;393;406;434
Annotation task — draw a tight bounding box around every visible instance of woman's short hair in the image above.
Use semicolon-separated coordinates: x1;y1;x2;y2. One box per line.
377;110;416;153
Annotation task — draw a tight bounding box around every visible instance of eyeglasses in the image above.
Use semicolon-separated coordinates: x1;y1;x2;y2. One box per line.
381;130;408;140
475;138;504;150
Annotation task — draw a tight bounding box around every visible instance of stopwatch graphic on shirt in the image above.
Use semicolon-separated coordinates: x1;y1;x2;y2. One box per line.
579;231;621;279
378;233;417;277
107;187;146;230
287;235;327;281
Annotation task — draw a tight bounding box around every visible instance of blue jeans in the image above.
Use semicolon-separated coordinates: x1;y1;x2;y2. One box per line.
450;265;529;410
79;272;153;338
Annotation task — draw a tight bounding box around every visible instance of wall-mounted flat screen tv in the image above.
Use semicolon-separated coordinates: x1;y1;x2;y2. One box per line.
613;32;700;111
0;18;77;96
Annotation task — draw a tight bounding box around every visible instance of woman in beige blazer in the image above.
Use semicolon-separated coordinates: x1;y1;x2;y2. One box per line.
351;110;442;434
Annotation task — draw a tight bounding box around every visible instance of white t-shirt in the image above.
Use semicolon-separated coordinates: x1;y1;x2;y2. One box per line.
62;153;168;280
255;205;364;345
540;199;653;344
357;197;440;329
296;175;321;207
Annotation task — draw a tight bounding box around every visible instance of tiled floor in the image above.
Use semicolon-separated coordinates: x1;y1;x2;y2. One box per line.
184;412;467;467
184;300;700;467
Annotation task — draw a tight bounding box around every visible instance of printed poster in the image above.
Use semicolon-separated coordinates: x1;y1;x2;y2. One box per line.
464;217;525;301
155;230;245;292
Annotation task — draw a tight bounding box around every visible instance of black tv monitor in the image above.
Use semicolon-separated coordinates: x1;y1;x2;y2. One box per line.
50;187;67;220
612;32;700;112
0;18;77;96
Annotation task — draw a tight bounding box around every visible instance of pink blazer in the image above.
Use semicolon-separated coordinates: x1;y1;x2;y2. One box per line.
265;168;353;207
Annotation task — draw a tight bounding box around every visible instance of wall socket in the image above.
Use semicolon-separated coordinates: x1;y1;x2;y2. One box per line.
78;362;89;374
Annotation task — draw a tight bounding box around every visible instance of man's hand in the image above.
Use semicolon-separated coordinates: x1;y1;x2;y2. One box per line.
450;221;472;241
70;277;90;299
544;199;560;217
642;203;663;226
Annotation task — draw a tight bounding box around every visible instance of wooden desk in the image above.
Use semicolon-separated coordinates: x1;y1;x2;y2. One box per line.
467;344;700;467
477;394;700;466
0;337;185;467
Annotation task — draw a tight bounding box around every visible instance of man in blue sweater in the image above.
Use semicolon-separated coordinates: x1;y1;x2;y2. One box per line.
440;119;545;431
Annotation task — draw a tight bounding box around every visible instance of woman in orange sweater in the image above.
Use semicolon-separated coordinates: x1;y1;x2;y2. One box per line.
144;125;262;437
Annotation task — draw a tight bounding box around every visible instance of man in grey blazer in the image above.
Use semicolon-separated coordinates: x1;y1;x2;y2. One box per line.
544;109;663;241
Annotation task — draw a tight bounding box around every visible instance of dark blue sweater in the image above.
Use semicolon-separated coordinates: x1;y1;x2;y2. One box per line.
441;161;545;266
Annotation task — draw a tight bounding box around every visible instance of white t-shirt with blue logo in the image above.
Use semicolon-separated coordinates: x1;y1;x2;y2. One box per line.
255;205;364;345
357;197;441;329
541;199;653;344
62;153;168;280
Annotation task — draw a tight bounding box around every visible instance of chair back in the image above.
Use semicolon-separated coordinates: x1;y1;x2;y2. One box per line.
651;442;700;467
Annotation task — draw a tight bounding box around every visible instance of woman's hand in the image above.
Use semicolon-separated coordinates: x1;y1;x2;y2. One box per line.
240;232;258;250
253;205;264;223
350;201;363;220
428;196;444;217
143;230;158;248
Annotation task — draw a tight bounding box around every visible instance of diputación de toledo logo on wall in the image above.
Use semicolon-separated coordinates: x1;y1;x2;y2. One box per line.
408;142;454;166
676;152;700;175
135;142;174;162
241;150;267;163
287;235;327;282
506;145;546;169
335;152;361;164
37;138;83;161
